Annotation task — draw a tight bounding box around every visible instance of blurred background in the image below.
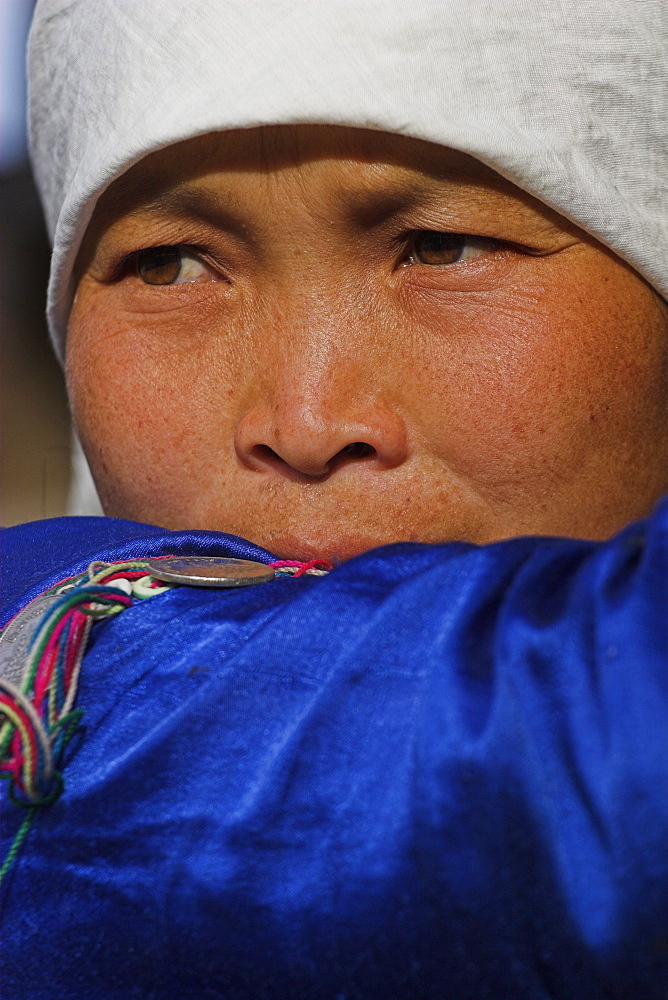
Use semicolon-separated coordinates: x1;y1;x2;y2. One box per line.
0;0;72;525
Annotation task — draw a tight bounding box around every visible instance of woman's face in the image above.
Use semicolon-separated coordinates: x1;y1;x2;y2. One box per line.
68;126;668;560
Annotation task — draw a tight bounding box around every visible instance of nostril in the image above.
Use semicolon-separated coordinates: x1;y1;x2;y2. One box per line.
340;442;376;459
250;444;330;480
251;444;301;474
252;444;281;463
247;441;378;481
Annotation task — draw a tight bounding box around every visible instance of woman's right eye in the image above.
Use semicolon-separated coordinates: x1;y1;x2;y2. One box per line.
134;246;215;285
406;231;501;266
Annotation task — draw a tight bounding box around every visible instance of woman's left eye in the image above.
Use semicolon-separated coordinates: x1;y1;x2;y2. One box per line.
406;231;501;266
134;246;215;285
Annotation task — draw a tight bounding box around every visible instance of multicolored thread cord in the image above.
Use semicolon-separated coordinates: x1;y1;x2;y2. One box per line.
0;555;331;883
0;559;173;883
270;559;332;577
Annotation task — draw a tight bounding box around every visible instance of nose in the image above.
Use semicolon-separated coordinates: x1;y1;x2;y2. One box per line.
234;389;409;482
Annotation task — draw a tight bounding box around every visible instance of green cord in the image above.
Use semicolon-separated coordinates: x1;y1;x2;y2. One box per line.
0;562;162;886
0;712;81;884
0;807;36;884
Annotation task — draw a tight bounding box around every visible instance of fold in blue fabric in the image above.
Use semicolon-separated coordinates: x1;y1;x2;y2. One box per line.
0;504;666;999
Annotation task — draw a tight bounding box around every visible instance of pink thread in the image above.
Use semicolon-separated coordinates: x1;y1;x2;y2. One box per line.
103;571;146;582
35;555;177;601
269;558;333;577
33;616;69;707
63;612;85;687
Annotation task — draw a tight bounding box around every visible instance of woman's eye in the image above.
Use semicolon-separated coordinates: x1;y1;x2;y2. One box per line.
134;246;214;285
408;231;500;266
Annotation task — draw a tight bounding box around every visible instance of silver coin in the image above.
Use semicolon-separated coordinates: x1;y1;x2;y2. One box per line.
0;593;61;687
146;556;275;588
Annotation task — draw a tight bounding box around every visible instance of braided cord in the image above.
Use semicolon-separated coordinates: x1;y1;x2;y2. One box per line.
0;559;174;884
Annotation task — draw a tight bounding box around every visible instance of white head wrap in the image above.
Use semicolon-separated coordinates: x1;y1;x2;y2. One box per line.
29;0;667;364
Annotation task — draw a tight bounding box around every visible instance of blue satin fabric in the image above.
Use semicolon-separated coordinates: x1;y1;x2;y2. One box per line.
1;506;666;999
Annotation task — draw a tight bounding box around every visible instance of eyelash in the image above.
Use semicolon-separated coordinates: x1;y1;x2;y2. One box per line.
400;231;506;267
113;231;527;287
111;244;214;281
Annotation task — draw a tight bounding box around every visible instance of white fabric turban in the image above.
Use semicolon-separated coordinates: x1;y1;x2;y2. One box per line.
29;0;667;364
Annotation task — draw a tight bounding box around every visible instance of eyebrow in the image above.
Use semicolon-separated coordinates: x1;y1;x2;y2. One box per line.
344;188;429;228
128;176;467;233
128;186;253;240
104;161;511;253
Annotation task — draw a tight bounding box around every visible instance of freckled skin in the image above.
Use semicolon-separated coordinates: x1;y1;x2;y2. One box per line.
67;126;668;561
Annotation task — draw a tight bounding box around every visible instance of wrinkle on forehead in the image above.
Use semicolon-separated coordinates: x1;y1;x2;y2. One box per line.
96;125;516;214
81;124;589;266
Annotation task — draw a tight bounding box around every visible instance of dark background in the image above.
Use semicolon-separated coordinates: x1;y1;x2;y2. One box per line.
0;0;71;525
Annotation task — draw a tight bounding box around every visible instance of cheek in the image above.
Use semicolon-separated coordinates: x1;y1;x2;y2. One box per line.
66;288;246;519
67;252;667;540
405;261;667;501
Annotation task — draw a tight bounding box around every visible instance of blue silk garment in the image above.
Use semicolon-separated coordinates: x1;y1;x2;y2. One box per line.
1;504;666;999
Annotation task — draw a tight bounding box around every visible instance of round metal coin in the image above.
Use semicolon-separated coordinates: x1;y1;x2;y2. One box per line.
0;593;62;687
146;556;275;588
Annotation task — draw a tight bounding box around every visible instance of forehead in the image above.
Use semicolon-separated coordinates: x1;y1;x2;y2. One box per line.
118;125;498;184
90;124;581;243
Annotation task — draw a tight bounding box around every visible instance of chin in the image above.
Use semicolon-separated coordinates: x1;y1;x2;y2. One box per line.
258;530;391;564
